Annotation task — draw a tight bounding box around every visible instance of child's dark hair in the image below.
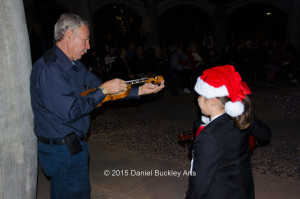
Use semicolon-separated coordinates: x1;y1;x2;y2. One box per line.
218;95;253;130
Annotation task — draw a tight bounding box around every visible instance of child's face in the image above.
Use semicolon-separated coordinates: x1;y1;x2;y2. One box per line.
198;95;210;116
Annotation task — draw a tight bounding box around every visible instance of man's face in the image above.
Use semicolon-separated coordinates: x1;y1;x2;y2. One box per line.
68;25;90;61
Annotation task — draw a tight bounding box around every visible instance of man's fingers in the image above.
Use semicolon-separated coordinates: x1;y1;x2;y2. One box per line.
103;78;128;94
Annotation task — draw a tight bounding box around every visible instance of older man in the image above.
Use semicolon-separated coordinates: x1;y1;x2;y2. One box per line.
30;13;164;199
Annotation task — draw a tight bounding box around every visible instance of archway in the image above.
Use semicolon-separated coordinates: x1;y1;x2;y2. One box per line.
25;0;69;61
227;3;287;41
92;4;142;57
158;5;212;46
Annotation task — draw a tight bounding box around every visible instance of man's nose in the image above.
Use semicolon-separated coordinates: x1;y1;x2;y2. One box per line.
86;41;90;50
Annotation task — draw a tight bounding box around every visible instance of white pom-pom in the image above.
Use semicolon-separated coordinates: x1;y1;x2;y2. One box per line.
225;101;244;117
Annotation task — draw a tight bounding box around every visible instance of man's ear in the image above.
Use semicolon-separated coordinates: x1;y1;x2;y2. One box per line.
65;29;73;40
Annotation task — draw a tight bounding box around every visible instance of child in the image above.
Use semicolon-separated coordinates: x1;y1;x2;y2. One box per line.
235;95;272;199
185;65;252;199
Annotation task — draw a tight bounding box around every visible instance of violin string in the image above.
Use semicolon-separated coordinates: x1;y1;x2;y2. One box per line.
125;77;149;85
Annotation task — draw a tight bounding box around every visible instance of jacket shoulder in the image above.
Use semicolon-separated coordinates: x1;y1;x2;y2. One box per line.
206;116;240;140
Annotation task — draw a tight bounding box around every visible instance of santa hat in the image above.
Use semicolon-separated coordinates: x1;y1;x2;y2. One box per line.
194;65;251;117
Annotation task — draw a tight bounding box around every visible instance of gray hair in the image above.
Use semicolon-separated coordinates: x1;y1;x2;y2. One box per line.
54;13;89;43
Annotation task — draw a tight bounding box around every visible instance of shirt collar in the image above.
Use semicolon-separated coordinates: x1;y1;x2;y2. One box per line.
201;113;225;125
53;45;75;71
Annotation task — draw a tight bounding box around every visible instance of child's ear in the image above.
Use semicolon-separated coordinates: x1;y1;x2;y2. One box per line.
209;98;223;108
209;98;217;107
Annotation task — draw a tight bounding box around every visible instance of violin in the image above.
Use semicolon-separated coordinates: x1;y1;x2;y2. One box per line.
80;76;164;107
248;134;256;152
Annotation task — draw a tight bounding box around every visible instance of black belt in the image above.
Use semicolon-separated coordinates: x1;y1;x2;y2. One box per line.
38;136;85;145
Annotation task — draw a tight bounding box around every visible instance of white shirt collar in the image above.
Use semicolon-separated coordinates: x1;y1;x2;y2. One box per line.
201;113;224;125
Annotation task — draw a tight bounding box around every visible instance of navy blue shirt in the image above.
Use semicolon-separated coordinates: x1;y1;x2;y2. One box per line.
30;45;139;138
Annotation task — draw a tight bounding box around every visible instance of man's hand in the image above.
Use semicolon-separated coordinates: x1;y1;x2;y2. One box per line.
138;81;165;96
99;78;128;95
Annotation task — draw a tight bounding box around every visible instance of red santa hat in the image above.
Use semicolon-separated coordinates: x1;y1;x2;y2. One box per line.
194;65;251;117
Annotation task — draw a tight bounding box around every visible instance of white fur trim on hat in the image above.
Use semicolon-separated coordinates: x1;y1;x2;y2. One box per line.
194;77;229;98
225;101;244;117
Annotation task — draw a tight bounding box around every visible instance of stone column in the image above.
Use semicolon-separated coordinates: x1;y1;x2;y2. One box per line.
211;3;228;53
286;0;300;57
142;0;159;45
78;0;96;48
0;0;37;199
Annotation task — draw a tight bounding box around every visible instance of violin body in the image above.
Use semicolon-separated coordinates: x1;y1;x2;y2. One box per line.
80;85;132;107
248;134;256;153
80;76;163;107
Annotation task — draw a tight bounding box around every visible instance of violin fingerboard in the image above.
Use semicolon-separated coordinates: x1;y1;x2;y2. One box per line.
126;78;149;85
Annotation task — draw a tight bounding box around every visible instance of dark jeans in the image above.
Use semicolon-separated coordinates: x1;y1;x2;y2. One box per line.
38;140;90;199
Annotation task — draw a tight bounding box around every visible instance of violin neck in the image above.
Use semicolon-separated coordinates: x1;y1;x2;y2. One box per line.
126;77;149;85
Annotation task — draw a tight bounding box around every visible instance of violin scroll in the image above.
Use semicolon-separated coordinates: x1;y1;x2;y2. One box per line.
146;76;164;86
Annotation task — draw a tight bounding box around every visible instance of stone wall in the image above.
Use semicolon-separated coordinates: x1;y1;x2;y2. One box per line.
0;0;37;198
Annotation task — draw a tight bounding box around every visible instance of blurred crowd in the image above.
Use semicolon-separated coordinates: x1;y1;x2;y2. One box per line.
81;32;299;95
29;21;299;95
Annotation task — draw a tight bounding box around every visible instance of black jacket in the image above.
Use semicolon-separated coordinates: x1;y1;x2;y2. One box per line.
186;114;247;199
188;115;272;199
239;117;272;199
